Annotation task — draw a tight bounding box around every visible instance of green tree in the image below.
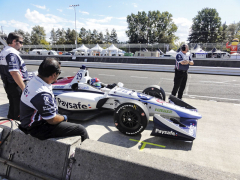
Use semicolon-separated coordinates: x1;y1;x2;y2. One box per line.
30;25;46;45
104;29;111;43
188;8;222;43
50;28;57;44
56;28;66;44
126;10;178;44
110;29;118;44
40;39;50;50
97;32;104;44
226;22;240;41
92;29;98;44
79;27;88;44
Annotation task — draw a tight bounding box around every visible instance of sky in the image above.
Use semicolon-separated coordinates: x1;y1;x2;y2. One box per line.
0;0;240;43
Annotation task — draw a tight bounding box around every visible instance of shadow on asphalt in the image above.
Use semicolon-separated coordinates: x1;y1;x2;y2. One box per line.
69;113;193;151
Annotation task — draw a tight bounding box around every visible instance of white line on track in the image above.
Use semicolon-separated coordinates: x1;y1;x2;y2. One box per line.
131;76;148;78
98;74;115;76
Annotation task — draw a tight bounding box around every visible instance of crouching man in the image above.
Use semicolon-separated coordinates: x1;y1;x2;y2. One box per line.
19;57;89;141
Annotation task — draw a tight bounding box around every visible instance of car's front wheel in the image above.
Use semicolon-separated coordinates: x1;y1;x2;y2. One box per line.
114;100;149;136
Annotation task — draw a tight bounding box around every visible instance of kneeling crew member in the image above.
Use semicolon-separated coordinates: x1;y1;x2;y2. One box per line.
171;44;194;99
19;57;89;141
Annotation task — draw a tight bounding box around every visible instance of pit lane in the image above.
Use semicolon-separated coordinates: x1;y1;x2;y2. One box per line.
0;66;239;178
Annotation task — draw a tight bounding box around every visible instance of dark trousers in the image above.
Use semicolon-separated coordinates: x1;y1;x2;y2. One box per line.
3;80;22;120
171;69;188;99
28;121;89;142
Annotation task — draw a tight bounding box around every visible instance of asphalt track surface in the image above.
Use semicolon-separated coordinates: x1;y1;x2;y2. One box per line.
28;65;240;104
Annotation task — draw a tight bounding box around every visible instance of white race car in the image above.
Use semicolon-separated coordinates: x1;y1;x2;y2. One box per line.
52;65;202;141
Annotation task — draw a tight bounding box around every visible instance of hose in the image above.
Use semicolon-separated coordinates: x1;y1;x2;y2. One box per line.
0;119;13;149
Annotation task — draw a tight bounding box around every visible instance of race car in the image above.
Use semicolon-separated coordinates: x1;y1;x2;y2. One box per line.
52;65;202;141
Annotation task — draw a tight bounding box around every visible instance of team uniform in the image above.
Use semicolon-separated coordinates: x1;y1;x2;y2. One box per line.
171;51;193;99
0;46;28;119
20;75;88;141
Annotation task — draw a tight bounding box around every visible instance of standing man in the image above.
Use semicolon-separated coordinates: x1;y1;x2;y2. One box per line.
0;32;28;120
171;44;194;99
19;57;89;142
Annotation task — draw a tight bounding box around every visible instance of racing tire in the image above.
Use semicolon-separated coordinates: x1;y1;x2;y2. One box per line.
142;85;166;101
114;100;149;136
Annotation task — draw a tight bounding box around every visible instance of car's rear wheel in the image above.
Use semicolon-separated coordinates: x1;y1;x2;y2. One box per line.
142;85;166;101
114;100;149;136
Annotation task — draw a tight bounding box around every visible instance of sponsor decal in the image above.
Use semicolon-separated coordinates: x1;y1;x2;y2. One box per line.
0;56;4;61
116;104;136;114
155;98;164;103
43;96;51;105
53;86;65;89
57;98;87;109
155;108;172;113
137;93;152;100
76;72;82;80
78;85;89;90
188;124;195;136
155;129;177;136
10;56;16;63
23;86;30;97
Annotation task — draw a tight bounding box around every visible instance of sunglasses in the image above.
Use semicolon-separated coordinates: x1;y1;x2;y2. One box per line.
16;40;23;45
56;70;61;75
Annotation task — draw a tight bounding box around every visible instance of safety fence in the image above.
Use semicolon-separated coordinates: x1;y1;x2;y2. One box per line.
0;43;231;53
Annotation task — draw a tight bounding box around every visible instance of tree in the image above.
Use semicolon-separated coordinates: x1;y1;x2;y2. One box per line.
14;29;31;45
226;22;240;41
97;32;104;44
126;10;178;44
79;27;88;44
92;29;99;44
56;28;66;44
188;8;222;43
30;25;46;45
218;22;228;42
24;32;31;45
50;28;57;44
110;29;118;44
104;29;111;43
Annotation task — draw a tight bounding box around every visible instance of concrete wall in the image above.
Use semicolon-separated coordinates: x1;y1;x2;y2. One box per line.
0;124;81;180
20;55;240;68
0;125;238;180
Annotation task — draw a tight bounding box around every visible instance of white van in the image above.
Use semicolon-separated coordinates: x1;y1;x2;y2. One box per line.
29;49;58;55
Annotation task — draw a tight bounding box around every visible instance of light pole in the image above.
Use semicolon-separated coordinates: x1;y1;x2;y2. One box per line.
69;4;79;49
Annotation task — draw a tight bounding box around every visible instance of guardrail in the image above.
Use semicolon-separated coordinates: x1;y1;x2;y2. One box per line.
24;60;240;76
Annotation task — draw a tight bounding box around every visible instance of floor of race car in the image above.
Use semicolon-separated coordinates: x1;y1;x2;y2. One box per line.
0;80;239;177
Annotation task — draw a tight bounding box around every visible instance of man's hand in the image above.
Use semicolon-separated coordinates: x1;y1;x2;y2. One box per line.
10;71;25;91
189;61;194;65
46;114;66;125
180;60;189;65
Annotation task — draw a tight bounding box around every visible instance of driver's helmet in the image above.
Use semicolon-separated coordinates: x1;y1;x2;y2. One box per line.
90;78;100;85
92;82;101;89
91;78;101;89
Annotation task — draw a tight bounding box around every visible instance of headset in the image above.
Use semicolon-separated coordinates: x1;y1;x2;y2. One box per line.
181;44;186;51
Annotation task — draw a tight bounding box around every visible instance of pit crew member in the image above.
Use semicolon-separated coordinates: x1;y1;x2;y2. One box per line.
19;57;89;141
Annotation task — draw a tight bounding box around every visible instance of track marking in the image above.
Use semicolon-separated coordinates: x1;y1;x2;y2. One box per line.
129;139;165;150
98;74;115;76
131;76;148;78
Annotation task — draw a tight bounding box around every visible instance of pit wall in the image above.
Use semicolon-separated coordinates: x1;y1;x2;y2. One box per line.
0;125;237;180
20;55;240;68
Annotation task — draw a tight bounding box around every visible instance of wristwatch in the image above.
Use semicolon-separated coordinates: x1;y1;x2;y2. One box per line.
63;115;68;122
